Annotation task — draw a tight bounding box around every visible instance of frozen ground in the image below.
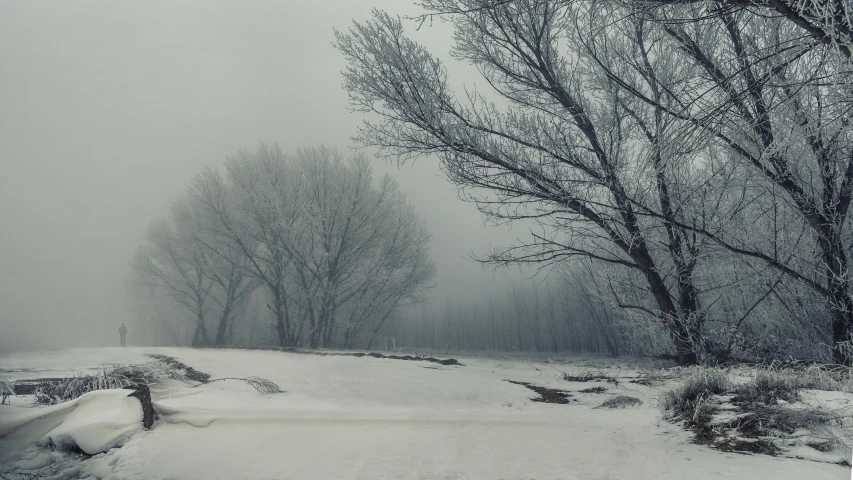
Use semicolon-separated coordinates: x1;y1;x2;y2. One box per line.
0;347;851;479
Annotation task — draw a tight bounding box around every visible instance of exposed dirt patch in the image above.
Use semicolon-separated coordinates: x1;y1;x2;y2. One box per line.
580;386;607;394
596;395;643;409
363;352;463;366
48;438;91;457
806;441;834;452
506;380;576;404
146;354;211;383
692;423;781;456
629;378;654;386
562;370;619;386
629;373;675;387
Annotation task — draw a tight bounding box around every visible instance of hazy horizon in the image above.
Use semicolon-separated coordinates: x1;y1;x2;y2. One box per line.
0;0;532;352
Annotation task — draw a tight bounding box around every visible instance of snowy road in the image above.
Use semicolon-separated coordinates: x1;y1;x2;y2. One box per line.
1;347;850;479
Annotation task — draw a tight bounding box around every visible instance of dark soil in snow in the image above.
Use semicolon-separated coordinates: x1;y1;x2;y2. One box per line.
596;395;643;409
12;378;69;395
352;352;463;366
562;371;619;386
202;346;464;366
506;380;576;404
692;423;781;456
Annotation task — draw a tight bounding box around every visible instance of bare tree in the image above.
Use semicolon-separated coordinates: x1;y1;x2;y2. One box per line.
172;199;259;346
131;217;215;346
582;2;853;362
279;147;435;349
187;144;435;349
335;2;727;364
635;0;853;60
188;144;303;347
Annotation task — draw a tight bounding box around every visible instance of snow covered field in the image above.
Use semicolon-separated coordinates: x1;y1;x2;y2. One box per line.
1;347;851;479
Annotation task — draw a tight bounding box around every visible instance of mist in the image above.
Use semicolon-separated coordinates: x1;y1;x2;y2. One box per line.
3;2;853;478
0;0;528;352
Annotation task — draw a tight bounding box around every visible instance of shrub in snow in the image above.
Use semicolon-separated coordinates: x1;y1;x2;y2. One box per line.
33;362;186;405
661;369;731;425
0;379;13;405
661;367;853;462
734;371;809;405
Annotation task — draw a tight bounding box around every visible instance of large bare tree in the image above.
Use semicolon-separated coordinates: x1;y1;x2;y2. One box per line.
579;2;853;362
336;1;726;364
188;145;303;347
286;147;436;348
172;199;258;346
187;144;435;349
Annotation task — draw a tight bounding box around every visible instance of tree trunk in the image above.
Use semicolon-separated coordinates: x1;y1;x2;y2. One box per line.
191;323;202;347
343;325;353;349
311;304;329;349
125;385;155;429
215;306;232;346
198;319;209;347
366;307;396;350
673;334;698;366
641;265;698;366
822;231;853;365
268;288;294;347
274;310;289;347
322;320;335;348
309;331;321;349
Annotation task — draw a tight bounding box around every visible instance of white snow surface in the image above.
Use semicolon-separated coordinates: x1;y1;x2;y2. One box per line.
0;389;143;457
1;347;851;479
46;389;143;455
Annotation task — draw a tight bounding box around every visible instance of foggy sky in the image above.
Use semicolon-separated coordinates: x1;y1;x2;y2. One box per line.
0;0;532;352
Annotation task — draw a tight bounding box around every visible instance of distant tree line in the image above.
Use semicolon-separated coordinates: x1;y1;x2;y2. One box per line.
378;273;626;356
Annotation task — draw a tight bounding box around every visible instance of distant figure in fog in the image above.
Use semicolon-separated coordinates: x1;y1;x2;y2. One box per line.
119;323;128;347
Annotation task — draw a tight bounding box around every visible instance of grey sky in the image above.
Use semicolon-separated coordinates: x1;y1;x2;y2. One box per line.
0;0;533;352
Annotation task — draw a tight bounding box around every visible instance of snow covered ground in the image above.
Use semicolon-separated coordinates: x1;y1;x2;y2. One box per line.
0;348;153;382
1;347;851;479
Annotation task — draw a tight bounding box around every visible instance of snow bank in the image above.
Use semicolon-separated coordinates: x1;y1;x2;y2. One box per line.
0;389;143;460
44;389;143;454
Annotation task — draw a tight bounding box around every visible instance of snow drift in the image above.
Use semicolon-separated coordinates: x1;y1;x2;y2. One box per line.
0;389;143;460
2;347;851;480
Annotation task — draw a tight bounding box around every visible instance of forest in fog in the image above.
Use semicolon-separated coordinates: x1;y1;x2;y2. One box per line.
128;0;853;367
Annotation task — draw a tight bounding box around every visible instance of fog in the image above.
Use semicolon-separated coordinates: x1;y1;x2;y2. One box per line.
0;0;529;352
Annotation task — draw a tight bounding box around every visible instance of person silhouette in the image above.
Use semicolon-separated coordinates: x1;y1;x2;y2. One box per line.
119;323;128;347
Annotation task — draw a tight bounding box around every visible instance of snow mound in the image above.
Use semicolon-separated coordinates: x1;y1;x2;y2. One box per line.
0;388;144;461
45;389;143;454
